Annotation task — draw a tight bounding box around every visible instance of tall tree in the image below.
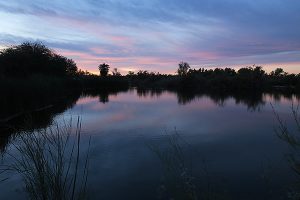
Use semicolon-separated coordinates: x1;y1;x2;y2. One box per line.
112;68;121;76
270;68;287;76
98;63;110;76
177;62;190;76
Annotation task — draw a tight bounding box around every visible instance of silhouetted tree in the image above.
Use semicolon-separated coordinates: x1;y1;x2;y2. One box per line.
224;68;236;76
98;63;110;77
127;71;135;76
270;68;287;77
77;69;93;76
177;62;190;76
112;68;121;76
137;70;149;77
0;42;78;77
65;58;78;76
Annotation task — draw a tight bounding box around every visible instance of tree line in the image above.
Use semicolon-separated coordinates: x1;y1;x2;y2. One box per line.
1;42;300;92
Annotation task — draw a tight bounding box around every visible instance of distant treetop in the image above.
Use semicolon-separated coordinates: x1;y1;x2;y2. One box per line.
98;63;110;76
177;61;190;76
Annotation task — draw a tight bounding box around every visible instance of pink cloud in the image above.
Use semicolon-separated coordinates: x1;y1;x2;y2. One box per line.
57;47;300;75
57;48;179;74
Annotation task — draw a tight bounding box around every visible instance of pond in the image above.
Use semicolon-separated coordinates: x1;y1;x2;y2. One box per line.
0;89;299;200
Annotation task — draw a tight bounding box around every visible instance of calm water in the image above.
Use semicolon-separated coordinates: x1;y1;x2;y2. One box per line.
1;89;299;199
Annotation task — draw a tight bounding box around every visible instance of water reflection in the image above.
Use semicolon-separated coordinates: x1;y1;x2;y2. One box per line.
0;92;81;152
1;88;300;199
81;88;128;104
136;88;164;98
136;88;287;109
1;88;300;152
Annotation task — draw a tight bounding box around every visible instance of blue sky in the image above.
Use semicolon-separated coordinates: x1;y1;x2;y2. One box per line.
0;0;300;74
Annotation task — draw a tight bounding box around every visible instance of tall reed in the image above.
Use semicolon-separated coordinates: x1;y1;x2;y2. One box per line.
149;131;198;200
272;103;300;199
2;117;90;200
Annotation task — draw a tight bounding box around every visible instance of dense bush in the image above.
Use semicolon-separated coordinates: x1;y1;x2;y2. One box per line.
0;42;77;77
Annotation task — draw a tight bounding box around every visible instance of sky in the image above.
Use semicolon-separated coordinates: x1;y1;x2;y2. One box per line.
0;0;300;74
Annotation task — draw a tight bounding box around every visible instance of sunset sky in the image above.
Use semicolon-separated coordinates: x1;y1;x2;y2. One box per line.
0;0;300;74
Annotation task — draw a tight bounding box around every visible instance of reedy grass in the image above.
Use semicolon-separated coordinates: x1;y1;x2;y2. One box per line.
272;103;300;199
1;117;90;200
149;131;198;200
148;130;229;200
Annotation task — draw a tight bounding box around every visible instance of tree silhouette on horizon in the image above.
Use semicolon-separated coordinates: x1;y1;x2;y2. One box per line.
98;63;110;77
112;68;121;76
177;61;190;76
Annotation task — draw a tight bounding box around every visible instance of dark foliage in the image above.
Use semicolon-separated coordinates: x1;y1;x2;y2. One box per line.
112;68;121;76
177;61;190;76
0;42;77;77
98;63;110;77
126;64;300;92
1;42;300;111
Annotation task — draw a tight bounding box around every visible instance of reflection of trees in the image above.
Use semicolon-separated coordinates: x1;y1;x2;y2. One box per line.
135;88;299;111
176;91;198;105
208;93;227;107
82;88;128;104
99;93;109;104
268;91;300;103
0;87;129;152
0;92;81;152
85;87;300;111
136;88;163;98
233;92;265;111
175;90;265;110
2;87;299;152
